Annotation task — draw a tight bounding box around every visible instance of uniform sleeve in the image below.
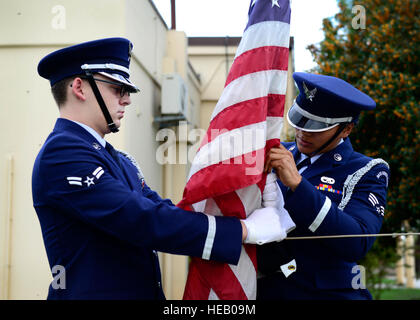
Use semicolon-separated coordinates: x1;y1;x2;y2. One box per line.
37;143;242;265
284;163;390;262
142;183;174;206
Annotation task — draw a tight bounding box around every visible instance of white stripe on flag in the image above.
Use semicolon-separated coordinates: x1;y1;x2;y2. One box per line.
235;184;262;217
204;198;223;216
208;288;220;300
192;198;223;217
229;247;257;300
192;199;207;213
235;21;291;59
188;121;267;180
266;116;284;141
211;70;288;121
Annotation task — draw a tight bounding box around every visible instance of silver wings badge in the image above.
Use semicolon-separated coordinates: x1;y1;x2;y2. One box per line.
303;81;317;102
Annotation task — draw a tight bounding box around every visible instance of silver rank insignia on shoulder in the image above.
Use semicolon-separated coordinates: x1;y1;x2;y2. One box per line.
67;176;82;186
84;176;95;187
288;145;295;151
92;142;101;150
92;166;104;179
66;167;104;187
303;81;317;102
368;192;385;216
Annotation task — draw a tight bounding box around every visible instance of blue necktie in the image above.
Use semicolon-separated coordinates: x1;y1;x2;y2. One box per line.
296;157;311;170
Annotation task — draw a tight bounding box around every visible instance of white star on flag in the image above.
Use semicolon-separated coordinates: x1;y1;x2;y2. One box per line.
272;0;280;8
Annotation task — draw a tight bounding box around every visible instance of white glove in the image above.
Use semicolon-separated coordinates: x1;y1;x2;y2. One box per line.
262;173;296;234
262;173;279;208
242;207;286;245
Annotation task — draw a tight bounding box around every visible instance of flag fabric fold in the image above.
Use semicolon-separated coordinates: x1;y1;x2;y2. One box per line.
179;0;291;300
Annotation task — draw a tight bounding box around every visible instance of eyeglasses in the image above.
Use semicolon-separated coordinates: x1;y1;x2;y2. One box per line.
80;76;131;97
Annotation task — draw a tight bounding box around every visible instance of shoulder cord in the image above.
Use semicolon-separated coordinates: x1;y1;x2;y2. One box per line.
338;158;390;210
115;149;145;181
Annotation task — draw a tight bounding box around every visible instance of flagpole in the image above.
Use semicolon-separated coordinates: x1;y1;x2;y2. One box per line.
285;232;420;240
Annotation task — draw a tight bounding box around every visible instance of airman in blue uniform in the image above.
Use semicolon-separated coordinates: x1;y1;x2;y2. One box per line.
32;38;288;299
257;72;390;300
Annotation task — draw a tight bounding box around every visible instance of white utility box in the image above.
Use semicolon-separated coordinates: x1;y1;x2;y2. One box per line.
161;73;188;118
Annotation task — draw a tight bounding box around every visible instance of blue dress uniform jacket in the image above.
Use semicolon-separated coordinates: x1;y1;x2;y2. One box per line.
32;119;242;300
257;139;390;300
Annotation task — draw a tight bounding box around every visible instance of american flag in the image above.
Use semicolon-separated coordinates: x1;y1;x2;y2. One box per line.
179;0;291;300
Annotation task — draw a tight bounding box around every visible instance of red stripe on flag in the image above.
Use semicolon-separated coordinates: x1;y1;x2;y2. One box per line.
214;192;247;219
267;94;285;117
225;46;289;87
244;244;257;270
182;259;211;300
212;197;259;272
183;258;248;300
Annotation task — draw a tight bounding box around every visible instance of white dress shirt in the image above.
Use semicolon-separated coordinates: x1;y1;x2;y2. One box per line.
297;139;344;174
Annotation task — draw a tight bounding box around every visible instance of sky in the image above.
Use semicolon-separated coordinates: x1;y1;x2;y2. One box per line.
152;0;339;72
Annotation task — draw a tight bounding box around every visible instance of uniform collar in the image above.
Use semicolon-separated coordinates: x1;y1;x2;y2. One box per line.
53;118;107;149
68;120;107;148
321;137;353;166
288;137;354;180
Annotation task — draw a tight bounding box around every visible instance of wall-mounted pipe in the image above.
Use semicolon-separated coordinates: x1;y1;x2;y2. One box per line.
171;0;176;30
1;154;14;299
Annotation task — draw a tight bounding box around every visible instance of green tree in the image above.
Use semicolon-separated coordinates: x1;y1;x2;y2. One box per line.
308;0;419;298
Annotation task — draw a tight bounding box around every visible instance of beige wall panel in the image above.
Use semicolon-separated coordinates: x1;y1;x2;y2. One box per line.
199;101;216;132
188;45;236;102
186;72;202;129
0;46;60;299
126;0;168;83
0;0;125;46
189;55;228;102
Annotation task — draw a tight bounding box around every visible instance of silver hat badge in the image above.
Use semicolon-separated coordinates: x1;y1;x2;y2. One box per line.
303;81;317;102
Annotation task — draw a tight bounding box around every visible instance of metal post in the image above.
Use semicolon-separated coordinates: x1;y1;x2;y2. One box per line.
171;0;176;30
